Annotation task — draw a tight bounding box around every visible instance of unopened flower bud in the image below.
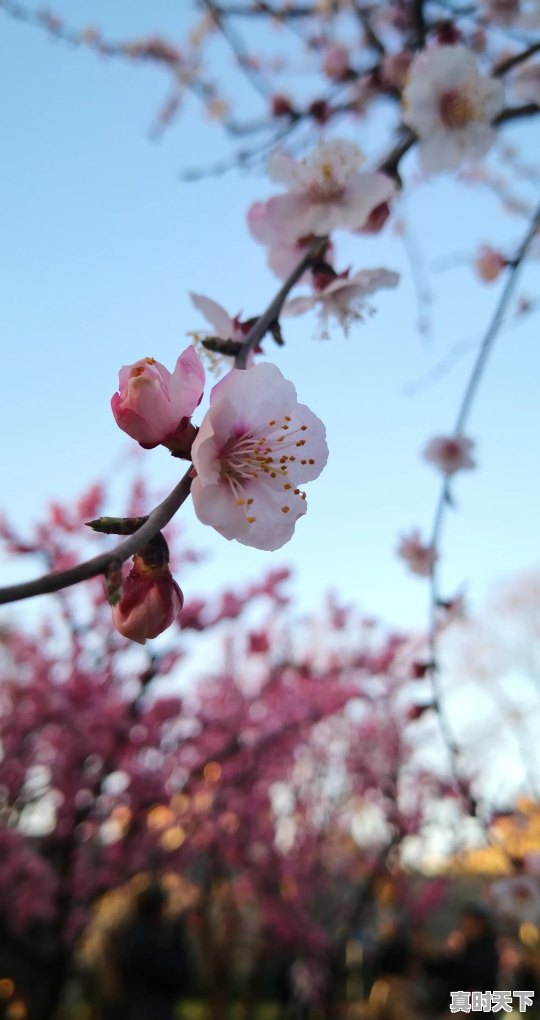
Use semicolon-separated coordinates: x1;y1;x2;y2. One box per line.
112;555;183;644
111;347;205;449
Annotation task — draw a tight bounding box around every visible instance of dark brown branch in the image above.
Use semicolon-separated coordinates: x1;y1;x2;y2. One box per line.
352;2;386;55
379;128;416;178
495;102;540;126
0;471;192;604
234;237;328;369
493;40;540;78
409;0;427;49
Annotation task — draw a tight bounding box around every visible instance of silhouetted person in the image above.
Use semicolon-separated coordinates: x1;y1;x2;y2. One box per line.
368;935;418;1020
116;883;189;1020
423;903;499;1012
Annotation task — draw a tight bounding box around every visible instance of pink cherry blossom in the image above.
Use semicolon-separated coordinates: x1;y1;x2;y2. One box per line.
247;201;335;281
261;139;396;241
191;363;328;550
323;44;350;81
475;244;507;282
423;435;476;475
111;346;205;448
382;51;413;91
189;292;260;370
190;292;252;344
483;0;520;24
397;529;438;577
402;46;505;173
282;267;399;337
112;556;184;643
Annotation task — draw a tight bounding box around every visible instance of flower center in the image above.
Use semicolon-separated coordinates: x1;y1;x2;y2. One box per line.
439;89;475;129
220;417;313;524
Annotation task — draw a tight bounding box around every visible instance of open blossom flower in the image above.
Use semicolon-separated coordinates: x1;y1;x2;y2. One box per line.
111;347;205;448
397;529;437;577
112;557;184;644
247;201;335;281
190;292;253;346
490;875;540;923
402;46;505;173
261;139;396;241
191;363;328;551
423;435;476;475
282;267;399;337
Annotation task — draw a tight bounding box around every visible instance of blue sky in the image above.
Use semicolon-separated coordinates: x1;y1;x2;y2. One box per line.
1;0;539;636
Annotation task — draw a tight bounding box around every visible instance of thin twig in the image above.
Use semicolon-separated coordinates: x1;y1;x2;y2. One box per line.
425;198;540;789
0;471;192;604
201;0;272;103
493;41;540;78
234;237;327;368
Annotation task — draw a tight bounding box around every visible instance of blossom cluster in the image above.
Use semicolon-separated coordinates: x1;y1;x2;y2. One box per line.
109;136;406;642
108;31;513;638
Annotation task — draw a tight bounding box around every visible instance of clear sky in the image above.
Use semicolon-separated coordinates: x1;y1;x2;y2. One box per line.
1;0;539;636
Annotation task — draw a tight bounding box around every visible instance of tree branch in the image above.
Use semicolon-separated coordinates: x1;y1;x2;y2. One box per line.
0;471;192;604
234;237;328;368
493;41;540;78
425;198;540;793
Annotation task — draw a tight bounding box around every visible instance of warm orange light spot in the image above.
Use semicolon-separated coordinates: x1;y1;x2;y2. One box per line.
171;793;190;814
520;922;539;947
111;805;132;828
204;761;222;783
161;826;186;851
0;980;14;1000
280;876;298;900
6;1001;27;1020
147;805;174;830
193;790;213;813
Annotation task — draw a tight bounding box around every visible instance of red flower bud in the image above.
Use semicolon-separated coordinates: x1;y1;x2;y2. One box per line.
308;99;331;124
271;94;294;118
112;557;183;644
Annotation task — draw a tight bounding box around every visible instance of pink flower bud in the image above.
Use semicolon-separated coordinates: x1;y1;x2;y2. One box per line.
111;346;205;449
271;94;294;118
474;245;507;283
112;558;183;644
323;44;350;81
308;99;331;124
408;702;433;721
423;434;476;476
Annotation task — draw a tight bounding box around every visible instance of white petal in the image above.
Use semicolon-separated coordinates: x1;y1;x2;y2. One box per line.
281;295;319;317
190;292;234;339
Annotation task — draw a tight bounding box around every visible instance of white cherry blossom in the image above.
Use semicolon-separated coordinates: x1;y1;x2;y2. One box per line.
403;46;505;173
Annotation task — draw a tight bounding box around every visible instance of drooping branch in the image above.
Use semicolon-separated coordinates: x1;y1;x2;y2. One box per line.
425;198;540;792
